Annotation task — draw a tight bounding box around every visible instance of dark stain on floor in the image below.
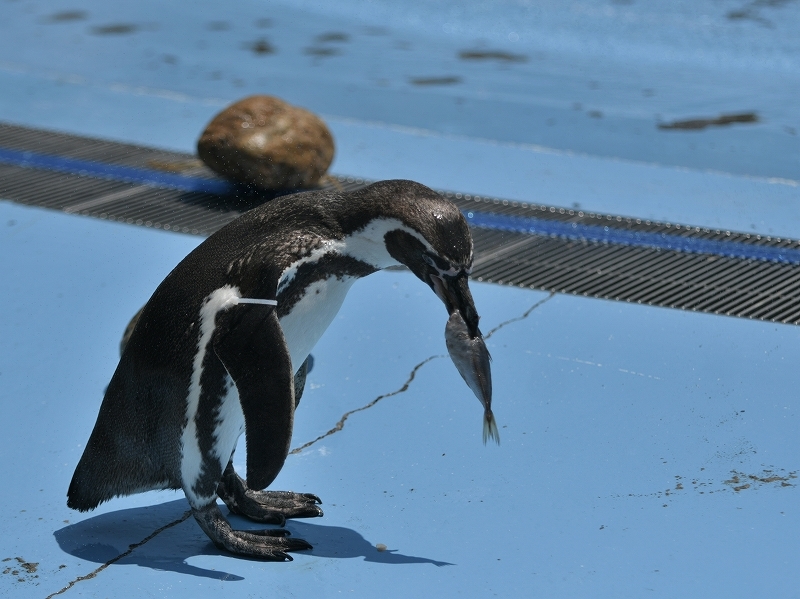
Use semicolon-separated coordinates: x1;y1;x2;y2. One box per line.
90;23;139;36
658;112;758;131
2;557;39;584
727;0;796;25
610;466;796;502
724;468;797;492
304;47;340;57
245;38;276;55
410;76;462;86
458;49;528;63
315;32;350;43
46;10;87;22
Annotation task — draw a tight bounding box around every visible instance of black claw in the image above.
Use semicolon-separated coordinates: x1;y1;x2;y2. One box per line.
246;527;291;538
217;463;324;523
287;538;313;551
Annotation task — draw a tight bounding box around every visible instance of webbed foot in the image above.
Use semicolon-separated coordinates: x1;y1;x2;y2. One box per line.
193;503;312;560
217;462;323;525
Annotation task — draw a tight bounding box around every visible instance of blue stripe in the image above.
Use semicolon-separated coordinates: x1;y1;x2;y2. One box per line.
464;210;800;266
0;146;234;194
3;144;797;264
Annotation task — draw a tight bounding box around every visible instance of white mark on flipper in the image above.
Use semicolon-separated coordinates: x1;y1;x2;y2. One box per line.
181;285;241;507
211;374;245;473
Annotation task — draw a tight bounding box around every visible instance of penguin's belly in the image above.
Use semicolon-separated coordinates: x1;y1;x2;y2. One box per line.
279;275;358;374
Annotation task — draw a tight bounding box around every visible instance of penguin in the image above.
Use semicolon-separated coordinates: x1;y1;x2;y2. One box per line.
68;179;491;561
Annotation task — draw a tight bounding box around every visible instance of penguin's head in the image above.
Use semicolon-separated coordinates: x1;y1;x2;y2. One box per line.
382;192;480;338
344;179;495;442
378;184;497;443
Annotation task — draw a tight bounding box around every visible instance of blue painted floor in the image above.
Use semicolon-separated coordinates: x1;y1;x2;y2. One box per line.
0;1;798;598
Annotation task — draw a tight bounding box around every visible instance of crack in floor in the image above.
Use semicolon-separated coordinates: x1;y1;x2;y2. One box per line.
291;291;554;454
46;292;553;596
289;355;443;455
43;511;191;599
483;292;554;340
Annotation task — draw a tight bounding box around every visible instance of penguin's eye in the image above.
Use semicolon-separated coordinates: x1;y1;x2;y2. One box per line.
423;253;450;271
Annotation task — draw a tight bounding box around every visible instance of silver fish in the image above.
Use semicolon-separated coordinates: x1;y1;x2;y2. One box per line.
445;311;499;444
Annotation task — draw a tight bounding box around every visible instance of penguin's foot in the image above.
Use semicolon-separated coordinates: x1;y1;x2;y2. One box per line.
217;464;323;524
193;503;312;561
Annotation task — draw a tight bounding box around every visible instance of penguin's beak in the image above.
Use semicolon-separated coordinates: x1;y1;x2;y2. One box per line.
430;272;481;338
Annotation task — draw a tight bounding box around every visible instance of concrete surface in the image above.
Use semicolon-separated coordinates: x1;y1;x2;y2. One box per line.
0;1;798;597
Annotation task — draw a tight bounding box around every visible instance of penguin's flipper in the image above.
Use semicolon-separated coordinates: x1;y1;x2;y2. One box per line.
198;306;314;559
213;305;295;492
217;461;323;523
193;502;312;561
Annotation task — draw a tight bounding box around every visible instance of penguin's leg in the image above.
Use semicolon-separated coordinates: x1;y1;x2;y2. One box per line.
217;459;323;523
216;355;323;522
185;305;314;559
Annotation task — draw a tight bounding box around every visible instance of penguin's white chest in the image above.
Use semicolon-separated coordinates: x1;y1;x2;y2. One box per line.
279;275;358;374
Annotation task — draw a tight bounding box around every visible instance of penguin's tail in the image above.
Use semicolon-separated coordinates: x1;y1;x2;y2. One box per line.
67;451;109;511
66;361;184;511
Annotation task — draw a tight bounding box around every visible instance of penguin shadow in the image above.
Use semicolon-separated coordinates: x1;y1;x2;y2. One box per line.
54;499;452;581
271;518;453;567
54;499;238;581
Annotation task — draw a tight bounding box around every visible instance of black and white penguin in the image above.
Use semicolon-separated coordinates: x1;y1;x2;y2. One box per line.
68;179;491;561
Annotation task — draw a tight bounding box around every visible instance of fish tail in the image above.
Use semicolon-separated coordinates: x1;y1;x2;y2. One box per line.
483;410;500;445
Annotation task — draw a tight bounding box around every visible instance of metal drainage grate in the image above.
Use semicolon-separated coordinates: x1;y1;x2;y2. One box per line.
1;122;799;325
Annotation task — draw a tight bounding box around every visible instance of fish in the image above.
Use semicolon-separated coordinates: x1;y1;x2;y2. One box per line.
444;311;499;444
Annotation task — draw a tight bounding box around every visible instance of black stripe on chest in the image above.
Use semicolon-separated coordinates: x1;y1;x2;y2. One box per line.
277;252;377;318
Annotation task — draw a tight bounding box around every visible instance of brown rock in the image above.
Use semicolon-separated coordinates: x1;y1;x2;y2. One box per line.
197;95;334;189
